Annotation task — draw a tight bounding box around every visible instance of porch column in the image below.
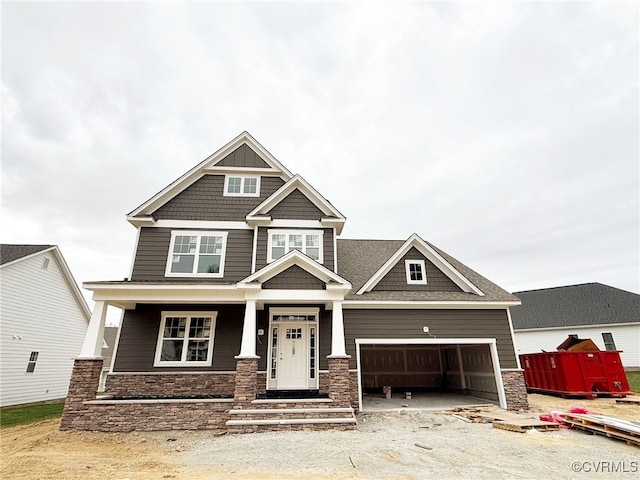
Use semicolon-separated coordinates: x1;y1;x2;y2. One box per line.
237;300;258;358
330;300;347;357
79;300;107;358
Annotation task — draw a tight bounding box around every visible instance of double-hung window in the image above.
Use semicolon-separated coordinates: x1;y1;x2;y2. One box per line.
26;351;39;373
267;230;323;263
154;312;217;366
165;231;228;277
405;259;427;284
601;332;617;351
224;176;260;196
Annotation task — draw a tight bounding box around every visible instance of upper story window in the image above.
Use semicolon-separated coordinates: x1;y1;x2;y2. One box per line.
165;231;228;277
26;351;39;373
224;175;260;197
267;230;323;263
601;332;617;351
405;259;427;285
154;311;216;366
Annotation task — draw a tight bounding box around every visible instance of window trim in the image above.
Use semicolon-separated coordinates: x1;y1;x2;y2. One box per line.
154;311;217;367
165;231;228;278
405;259;427;285
601;332;617;351
223;175;261;197
267;229;324;264
26;351;39;373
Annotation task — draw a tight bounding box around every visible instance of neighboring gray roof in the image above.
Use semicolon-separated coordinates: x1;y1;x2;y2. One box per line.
337;239;519;302
101;327;119;369
510;283;640;330
0;244;54;265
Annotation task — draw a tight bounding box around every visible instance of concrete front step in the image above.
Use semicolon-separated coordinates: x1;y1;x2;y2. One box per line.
249;398;335;409
229;407;353;415
227;417;356;426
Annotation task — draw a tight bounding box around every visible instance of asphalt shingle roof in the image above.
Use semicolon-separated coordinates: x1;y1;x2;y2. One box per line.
0;244;54;266
336;239;519;302
510;283;640;330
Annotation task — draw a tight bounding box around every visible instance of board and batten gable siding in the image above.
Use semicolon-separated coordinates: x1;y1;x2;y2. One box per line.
514;324;640;367
343;309;518;370
262;265;325;290
255;227;335;271
216;144;270;168
373;247;464;292
152;175;286;221
113;304;246;372
131;227;253;282
0;251;88;407
266;189;326;220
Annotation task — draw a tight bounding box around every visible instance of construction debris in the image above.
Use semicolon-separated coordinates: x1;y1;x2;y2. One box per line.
442;405;559;432
615;396;640;405
562;413;640;447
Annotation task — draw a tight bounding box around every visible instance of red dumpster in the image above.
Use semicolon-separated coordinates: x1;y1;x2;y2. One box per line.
520;350;631;398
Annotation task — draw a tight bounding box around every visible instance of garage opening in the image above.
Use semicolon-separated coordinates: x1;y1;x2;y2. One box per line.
356;339;506;411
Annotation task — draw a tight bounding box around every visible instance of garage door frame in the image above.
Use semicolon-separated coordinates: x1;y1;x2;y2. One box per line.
355;338;507;411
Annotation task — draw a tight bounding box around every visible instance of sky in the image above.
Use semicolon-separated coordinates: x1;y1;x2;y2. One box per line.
2;1;638;324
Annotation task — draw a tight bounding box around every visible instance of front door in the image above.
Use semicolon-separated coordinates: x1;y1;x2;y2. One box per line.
267;309;318;390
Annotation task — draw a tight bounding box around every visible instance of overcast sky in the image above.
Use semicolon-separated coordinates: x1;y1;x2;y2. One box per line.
2;1;638;323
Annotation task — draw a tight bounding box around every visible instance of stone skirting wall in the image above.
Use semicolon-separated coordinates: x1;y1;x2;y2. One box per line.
327;357;351;407
320;370;359;410
60;358;103;431
105;372;236;398
502;369;529;411
63;399;233;432
233;357;259;406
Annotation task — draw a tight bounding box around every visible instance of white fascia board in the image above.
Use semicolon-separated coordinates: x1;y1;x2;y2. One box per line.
245;289;346;303
127;132;292;220
356;338;497;346
513;322;640;332
246;216;272;227
126;216;156;227
342;300;521;310
356;233;484;296
86;283;246;306
51;247;93;321
239;250;351;287
246;175;346;221
153;220;252;230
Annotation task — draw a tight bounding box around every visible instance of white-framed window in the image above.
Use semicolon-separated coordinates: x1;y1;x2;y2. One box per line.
405;259;427;284
26;351;39;373
602;332;617;351
165;231;228;277
224;175;260;197
267;229;323;263
154;311;217;366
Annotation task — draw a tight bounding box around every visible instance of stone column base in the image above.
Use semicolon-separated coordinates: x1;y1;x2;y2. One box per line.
60;358;103;431
233;356;259;407
501;369;529;411
327;356;351;407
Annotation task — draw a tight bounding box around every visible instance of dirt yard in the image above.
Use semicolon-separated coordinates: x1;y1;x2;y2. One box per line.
2;395;638;480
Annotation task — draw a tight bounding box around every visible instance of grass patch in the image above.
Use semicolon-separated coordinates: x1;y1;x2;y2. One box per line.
626;371;640;393
0;402;64;429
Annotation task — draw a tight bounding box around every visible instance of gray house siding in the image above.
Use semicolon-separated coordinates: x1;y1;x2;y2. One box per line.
152;175;286;221
216;144;270;168
343;309;517;369
255;227;335;272
263;265;325;290
373;247;463;292
131;227;253;282
267;189;326;220
113;304;246;372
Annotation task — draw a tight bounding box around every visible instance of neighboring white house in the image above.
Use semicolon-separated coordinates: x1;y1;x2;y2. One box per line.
0;245;91;407
511;283;640;368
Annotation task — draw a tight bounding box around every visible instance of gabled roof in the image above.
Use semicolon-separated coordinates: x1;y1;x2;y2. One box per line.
0;244;92;321
1;244;53;265
337;238;520;303
246;175;346;234
355;233;484;296
510;283;640;330
127;131;293;224
239;249;351;289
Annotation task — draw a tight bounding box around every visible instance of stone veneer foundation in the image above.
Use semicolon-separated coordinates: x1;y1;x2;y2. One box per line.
501;369;530;411
105;372;236;398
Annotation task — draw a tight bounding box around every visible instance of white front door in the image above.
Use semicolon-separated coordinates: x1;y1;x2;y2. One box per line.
277;324;308;389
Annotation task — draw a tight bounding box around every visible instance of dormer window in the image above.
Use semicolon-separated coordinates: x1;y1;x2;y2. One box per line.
405;260;427;285
165;231;228;277
224;175;260;197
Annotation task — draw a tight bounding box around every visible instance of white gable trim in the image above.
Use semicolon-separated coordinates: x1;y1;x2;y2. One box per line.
245;175;346;234
127;132;293;221
356;233;485;296
238;250;351;288
2;246;92;321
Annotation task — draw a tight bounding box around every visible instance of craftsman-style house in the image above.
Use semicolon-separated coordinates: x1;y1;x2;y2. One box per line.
61;132;527;432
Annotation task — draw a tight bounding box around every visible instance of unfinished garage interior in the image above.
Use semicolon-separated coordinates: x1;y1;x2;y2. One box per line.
356;339;508;410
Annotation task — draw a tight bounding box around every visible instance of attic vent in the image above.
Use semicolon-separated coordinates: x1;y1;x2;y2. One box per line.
42;258;50;270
